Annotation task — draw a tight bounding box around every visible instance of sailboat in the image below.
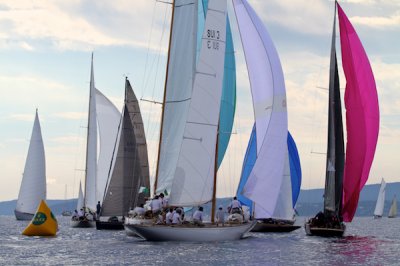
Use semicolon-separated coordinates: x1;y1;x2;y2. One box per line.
62;184;72;216
388;195;397;218
373;178;386;219
71;54;120;228
15;109;46;221
125;0;255;241
232;0;301;233
305;1;379;237
96;78;150;230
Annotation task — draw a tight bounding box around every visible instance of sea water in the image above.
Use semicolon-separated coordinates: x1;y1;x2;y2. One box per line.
0;216;399;265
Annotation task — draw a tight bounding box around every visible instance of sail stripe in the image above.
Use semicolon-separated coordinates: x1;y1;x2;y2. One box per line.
337;3;380;222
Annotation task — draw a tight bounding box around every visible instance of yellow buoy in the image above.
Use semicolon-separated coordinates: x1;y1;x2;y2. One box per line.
22;200;58;236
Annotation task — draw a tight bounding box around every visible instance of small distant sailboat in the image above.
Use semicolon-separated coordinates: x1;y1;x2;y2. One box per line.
373;178;386;219
388;196;397;218
22;200;57;237
233;0;301;233
62;184;72;216
96;78;150;230
305;1;379;237
15;109;46;221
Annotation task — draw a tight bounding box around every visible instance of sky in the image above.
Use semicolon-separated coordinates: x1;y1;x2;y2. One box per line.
0;0;399;201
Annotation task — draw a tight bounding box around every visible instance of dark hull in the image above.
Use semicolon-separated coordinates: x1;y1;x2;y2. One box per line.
305;222;345;237
70;219;95;228
96;221;124;230
252;221;301;233
14;210;34;221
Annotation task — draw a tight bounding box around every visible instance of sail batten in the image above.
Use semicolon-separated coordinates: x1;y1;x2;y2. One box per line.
337;2;379;222
233;0;288;218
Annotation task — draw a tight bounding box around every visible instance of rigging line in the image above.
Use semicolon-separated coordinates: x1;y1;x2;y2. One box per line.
140;0;157;98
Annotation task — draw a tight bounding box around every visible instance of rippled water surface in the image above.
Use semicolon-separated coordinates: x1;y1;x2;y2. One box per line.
0;216;399;265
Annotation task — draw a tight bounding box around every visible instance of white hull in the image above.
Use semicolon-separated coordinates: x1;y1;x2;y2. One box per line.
14;210;34;221
126;221;256;242
124;217;154;237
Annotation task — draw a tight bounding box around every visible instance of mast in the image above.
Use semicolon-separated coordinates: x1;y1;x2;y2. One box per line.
154;0;176;195
323;1;344;219
211;124;220;223
83;53;94;208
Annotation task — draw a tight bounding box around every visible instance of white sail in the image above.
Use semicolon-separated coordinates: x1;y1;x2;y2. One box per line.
373;178;386;217
388;196;397;218
95;88;120;204
15;110;46;215
272;150;294;220
76;181;84;211
233;0;288;218
156;0;199;195
168;0;227;206
84;55;98;211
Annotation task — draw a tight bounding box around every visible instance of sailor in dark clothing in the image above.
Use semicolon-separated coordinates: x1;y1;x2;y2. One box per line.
96;201;101;217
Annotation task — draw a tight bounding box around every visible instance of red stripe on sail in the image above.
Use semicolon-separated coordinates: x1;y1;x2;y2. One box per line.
337;2;380;222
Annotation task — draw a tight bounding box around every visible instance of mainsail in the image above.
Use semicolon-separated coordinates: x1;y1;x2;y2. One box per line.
233;0;288;218
101;79;148;216
323;2;345;218
373;178;386;217
76;181;84;211
337;3;380;222
95;89;121;204
15;110;46;217
155;0;199;195
84;54;98;211
388;196;397;218
168;0;227;206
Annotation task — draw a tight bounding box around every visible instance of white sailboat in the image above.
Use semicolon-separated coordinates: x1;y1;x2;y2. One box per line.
388;195;397;218
71;54;120;228
126;0;255;241
373;178;386;218
15;109;46;220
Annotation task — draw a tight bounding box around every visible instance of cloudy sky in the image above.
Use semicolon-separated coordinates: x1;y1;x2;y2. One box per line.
0;0;398;201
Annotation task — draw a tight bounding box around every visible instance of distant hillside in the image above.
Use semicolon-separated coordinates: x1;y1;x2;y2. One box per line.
1;182;399;216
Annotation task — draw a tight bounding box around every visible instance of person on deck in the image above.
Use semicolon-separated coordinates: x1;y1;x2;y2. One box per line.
228;197;242;214
193;207;204;226
150;195;162;216
78;208;84;220
129;204;145;218
172;208;182;225
216;206;225;226
96;201;101;217
165;208;173;225
159;193;168;209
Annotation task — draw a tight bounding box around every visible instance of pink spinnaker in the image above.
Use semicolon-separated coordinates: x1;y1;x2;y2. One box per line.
337;3;380;222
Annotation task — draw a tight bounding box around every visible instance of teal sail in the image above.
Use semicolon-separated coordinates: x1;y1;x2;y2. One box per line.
199;0;236;168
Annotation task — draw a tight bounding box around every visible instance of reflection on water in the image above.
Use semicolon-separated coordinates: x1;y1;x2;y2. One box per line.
0;216;399;265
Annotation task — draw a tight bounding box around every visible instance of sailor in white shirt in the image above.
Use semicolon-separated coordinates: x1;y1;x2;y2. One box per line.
228;197;242;214
172;208;182;225
150;195;162;215
216;206;225;226
165;208;173;225
192;206;204;226
159;193;168;209
128;204;145;218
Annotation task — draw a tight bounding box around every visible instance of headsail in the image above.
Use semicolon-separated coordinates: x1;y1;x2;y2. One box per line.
15;110;46;216
323;3;345;218
200;0;237;169
95;89;121;204
233;0;288;218
373;178;386;217
168;0;227;206
84;54;98;211
337;3;380;222
388;196;397;218
156;0;199;195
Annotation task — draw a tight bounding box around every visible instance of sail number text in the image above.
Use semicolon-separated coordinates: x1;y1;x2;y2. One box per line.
207;29;220;50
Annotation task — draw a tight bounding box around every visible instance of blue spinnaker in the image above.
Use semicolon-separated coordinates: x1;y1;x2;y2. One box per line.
237;125;302;213
236;125;257;214
200;0;236;169
288;132;302;207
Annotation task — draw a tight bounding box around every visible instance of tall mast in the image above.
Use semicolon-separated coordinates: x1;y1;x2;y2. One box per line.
154;0;176;195
211;124;220;223
83;52;94;207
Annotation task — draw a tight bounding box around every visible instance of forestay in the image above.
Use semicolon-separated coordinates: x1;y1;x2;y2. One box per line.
233;0;288;218
169;0;227;206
